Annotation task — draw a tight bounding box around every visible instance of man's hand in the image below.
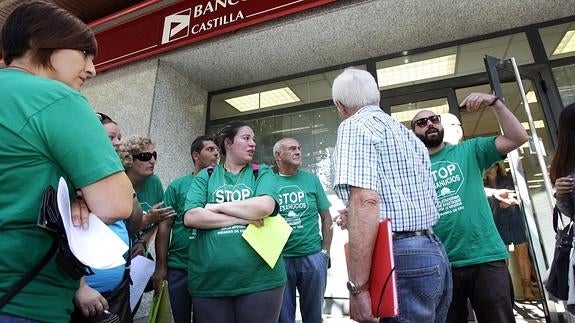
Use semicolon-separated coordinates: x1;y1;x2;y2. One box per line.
350;292;377;322
335;208;349;230
459;93;498;112
555;176;574;197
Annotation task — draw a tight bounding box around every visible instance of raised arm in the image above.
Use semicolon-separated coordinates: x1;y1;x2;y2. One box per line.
460;93;529;155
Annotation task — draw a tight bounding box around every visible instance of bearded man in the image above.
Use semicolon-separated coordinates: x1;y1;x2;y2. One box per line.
411;93;528;323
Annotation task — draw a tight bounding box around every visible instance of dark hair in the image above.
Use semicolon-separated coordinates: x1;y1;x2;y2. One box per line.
550;103;575;183
190;135;215;156
215;121;250;155
96;112;116;125
1;1;97;68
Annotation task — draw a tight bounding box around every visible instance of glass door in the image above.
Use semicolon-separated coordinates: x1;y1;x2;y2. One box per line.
484;55;559;321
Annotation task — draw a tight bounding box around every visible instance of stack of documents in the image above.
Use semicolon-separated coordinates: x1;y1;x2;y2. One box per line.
57;178;129;269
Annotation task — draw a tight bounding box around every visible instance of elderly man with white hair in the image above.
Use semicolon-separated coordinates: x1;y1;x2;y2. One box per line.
331;67;452;323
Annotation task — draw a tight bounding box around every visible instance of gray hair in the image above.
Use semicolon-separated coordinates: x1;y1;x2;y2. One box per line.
332;68;380;110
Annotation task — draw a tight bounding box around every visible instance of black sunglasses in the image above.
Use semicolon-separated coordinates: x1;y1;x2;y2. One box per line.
133;151;157;162
414;115;441;128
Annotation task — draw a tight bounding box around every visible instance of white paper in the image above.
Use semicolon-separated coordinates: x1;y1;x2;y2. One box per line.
129;255;155;311
57;177;129;269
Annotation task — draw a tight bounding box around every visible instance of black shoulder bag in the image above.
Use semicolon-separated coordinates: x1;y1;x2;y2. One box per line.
0;185;92;309
545;205;574;300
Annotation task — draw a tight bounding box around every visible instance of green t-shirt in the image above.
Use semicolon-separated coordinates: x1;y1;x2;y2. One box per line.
164;174;195;270
183;164;286;297
0;69;124;322
274;171;331;257
430;137;508;267
136;174;164;235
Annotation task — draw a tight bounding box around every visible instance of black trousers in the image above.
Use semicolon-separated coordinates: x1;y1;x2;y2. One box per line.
446;260;516;323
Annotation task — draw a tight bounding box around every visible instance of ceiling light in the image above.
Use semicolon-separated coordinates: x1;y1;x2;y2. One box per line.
553;30;575;55
377;54;456;88
520;120;545;129
525;91;537;103
225;93;259;112
225;87;301;112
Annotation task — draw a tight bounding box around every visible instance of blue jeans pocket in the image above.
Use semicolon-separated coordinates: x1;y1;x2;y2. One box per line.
397;264;441;301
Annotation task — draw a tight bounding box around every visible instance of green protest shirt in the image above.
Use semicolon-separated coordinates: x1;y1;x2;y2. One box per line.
274;171;331;257
136;174;164;234
183;163;286;297
430;137;508;267
164;174;195;270
0;69;124;322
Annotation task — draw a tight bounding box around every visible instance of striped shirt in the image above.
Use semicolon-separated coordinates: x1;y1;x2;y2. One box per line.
333;105;439;232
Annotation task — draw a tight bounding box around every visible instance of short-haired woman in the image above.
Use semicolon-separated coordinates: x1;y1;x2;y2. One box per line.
0;2;133;322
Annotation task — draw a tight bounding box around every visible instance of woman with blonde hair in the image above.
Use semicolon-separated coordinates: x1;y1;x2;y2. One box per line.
119;136;175;258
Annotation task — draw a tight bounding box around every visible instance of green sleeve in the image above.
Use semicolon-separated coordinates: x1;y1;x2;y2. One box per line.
29;94;123;189
253;164;279;215
184;169;209;212
473;137;503;171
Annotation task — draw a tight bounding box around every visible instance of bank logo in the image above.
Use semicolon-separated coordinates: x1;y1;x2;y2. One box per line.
161;9;191;44
431;161;464;197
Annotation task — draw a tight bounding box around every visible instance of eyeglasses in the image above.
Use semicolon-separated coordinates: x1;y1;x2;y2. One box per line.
133;151;157;162
413;115;441;128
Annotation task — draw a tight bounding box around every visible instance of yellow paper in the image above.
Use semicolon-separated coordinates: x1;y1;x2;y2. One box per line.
242;216;293;268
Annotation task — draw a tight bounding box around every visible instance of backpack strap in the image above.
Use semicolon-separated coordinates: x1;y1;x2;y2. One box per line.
252;163;259;179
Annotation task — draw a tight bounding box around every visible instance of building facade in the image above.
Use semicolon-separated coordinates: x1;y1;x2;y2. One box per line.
83;1;575;320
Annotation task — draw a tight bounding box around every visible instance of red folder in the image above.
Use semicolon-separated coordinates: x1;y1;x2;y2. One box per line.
344;218;398;318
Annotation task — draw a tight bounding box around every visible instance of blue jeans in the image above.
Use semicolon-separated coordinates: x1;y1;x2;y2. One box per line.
0;314;40;323
381;233;452;323
279;251;328;323
167;268;192;323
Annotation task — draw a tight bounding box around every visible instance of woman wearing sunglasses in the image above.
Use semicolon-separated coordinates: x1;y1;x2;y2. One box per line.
0;2;133;322
119;136;176;258
183;121;286;323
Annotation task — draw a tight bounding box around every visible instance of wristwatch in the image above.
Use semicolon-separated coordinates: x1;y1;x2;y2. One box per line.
346;280;369;295
320;249;330;258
